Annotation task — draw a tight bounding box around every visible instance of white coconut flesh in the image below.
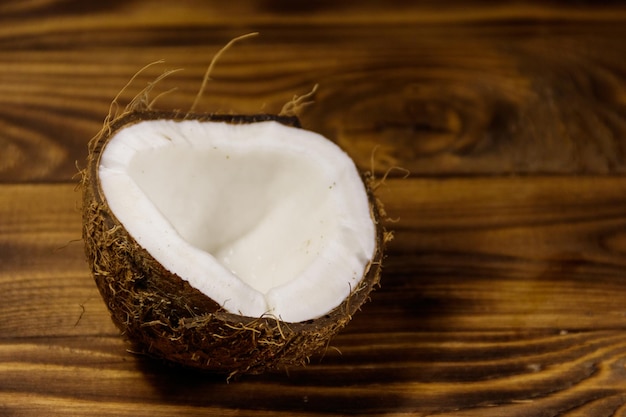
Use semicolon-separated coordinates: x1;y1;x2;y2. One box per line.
98;119;376;323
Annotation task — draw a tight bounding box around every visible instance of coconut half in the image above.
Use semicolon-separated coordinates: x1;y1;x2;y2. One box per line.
82;110;385;376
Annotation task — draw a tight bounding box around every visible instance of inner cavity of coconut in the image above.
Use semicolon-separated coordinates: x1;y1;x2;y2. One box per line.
98;119;376;322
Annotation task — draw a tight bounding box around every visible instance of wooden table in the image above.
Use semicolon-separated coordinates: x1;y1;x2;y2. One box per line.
3;1;626;415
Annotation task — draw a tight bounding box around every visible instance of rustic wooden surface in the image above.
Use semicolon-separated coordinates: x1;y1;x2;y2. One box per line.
3;1;626;416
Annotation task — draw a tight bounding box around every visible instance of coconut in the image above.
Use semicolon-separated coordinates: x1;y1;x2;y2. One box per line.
81;107;386;377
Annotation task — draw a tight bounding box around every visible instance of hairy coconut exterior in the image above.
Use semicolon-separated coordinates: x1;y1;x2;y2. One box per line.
82;110;385;377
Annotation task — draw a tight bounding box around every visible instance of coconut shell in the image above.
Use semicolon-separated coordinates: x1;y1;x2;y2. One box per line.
82;110;385;377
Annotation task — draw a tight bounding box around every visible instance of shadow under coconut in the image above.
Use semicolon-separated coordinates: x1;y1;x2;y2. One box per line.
135;353;420;414
134;354;369;413
131;261;495;414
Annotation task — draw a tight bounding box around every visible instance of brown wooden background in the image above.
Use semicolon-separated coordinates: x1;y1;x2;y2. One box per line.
3;1;626;416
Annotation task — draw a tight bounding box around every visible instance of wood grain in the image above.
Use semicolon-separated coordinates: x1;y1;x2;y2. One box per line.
4;178;626;415
2;2;626;181
3;1;626;416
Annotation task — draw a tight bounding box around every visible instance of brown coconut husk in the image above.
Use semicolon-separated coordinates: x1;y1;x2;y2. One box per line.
82;109;387;378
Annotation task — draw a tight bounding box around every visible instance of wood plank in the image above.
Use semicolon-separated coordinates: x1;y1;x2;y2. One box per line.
2;4;626;181
3;332;626;416
374;176;626;332
3;1;626;32
0;184;112;338
4;178;626;337
3;178;626;415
